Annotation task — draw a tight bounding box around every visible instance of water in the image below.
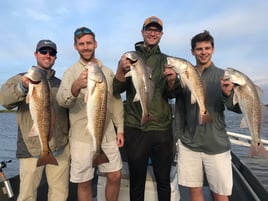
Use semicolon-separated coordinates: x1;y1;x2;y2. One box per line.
224;109;268;140
1;109;268;179
0;112;19;179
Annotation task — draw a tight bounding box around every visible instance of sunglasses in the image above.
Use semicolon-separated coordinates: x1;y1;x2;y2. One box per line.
74;28;93;36
38;49;57;57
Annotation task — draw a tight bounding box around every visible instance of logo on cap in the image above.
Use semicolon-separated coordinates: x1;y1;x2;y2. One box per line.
36;40;57;52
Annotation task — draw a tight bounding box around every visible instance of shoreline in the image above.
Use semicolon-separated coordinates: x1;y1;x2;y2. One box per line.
1;104;268;113
0;110;16;113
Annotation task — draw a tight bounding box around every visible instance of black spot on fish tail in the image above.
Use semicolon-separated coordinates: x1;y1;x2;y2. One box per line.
249;143;268;159
199;112;213;125
140;114;157;125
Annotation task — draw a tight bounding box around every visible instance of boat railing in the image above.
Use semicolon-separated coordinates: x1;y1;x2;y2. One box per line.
227;131;268;148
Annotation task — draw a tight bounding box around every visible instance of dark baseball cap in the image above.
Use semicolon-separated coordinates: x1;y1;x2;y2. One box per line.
36;40;57;52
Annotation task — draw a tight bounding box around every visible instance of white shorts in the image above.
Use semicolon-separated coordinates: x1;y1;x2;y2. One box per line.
70;139;122;183
177;141;233;195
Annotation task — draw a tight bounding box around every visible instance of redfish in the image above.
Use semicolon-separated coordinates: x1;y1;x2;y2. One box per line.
223;67;268;158
25;66;58;166
167;56;212;124
85;62;109;167
124;51;155;124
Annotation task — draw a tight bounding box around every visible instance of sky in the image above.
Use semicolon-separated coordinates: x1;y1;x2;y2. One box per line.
0;0;268;103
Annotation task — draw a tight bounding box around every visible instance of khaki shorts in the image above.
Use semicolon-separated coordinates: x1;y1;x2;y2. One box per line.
70;139;122;183
177;141;233;195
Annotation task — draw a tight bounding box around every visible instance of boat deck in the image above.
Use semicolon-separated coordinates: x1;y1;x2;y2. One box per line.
230;143;268;201
1;135;268;201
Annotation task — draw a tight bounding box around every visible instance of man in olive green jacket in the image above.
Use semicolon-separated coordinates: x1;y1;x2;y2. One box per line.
113;16;178;201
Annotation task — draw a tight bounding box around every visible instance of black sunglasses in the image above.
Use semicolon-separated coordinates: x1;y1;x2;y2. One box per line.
74;28;93;36
38;49;57;57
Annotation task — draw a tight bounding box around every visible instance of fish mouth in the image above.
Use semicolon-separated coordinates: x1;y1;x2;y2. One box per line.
25;67;44;82
222;75;230;81
124;52;138;64
25;73;42;83
165;64;173;68
126;57;138;64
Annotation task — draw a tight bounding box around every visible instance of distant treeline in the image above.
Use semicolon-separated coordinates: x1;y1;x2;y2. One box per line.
0;109;16;113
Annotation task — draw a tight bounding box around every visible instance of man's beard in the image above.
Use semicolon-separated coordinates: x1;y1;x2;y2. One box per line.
80;51;95;63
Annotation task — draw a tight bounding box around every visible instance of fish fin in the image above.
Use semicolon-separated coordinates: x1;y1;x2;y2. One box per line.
29;125;39;137
133;94;140;102
190;94;197;104
92;152;109;167
249;142;268;159
232;93;239;105
240;117;248;128
26;85;34;104
26;93;30;104
37;150;58;166
140;113;157;125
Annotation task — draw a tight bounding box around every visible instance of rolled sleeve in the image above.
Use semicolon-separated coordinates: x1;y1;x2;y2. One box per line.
56;70;78;108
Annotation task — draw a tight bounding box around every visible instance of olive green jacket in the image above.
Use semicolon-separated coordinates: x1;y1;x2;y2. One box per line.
113;42;175;131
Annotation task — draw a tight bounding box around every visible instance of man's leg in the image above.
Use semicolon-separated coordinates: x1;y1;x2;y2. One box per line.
105;170;122;201
46;145;70;201
189;187;204;201
151;130;173;201
78;180;93;201
212;193;229;201
125;127;150;201
17;158;44;201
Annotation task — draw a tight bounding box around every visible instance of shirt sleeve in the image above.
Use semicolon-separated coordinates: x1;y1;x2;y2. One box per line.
56;69;78;108
0;74;27;109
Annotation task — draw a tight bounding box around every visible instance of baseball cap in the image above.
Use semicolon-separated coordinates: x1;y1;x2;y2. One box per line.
36;40;57;52
74;27;95;42
143;16;163;31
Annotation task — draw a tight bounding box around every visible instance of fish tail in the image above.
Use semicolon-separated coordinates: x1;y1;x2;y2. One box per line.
199;111;213;124
37;150;59;166
140;113;156;125
92;151;109;167
249;143;268;159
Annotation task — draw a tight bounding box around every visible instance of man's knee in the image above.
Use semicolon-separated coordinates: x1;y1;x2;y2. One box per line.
106;170;122;183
